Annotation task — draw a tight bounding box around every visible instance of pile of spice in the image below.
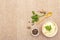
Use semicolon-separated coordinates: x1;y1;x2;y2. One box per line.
32;29;38;35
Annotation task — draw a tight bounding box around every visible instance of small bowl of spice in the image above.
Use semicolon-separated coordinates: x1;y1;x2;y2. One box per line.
31;25;39;36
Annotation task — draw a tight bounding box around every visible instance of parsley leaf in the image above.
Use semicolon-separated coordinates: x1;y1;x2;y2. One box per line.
45;25;52;31
32;11;35;15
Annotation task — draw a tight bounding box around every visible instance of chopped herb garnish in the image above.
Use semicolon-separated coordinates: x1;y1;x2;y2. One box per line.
45;25;52;31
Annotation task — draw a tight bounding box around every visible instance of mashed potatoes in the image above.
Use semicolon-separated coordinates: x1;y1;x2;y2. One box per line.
42;21;58;37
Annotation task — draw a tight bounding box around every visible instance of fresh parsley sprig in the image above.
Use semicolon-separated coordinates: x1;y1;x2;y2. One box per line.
31;11;39;23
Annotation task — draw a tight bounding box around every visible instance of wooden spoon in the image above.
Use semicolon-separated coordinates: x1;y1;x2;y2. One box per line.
36;12;52;25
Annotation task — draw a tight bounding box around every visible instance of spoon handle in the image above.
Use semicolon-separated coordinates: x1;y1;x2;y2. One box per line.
36;12;52;25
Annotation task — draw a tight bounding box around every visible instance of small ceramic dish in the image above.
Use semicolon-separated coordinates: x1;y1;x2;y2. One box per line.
31;25;39;36
42;21;58;37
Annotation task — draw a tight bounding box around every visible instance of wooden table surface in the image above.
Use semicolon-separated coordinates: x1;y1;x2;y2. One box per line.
0;0;60;40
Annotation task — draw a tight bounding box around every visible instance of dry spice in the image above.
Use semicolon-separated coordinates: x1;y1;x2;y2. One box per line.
32;29;38;35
